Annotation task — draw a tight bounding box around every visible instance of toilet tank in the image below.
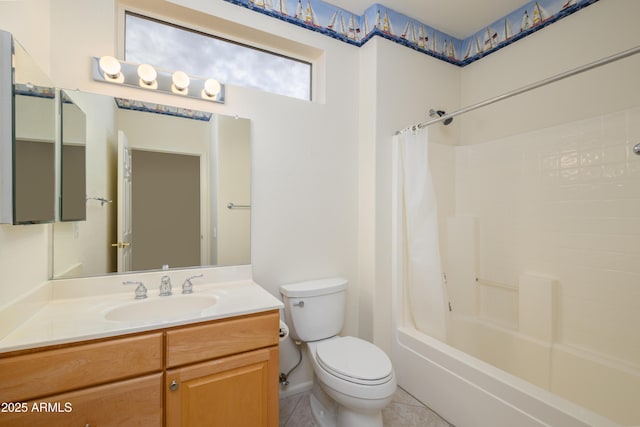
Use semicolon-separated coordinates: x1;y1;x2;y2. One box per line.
280;278;347;342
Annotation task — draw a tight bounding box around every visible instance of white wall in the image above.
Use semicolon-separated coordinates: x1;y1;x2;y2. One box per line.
0;0;52;306
216;115;251;266
0;0;51;75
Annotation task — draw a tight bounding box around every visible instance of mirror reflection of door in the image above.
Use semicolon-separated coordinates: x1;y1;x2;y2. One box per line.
14;139;55;223
60;144;86;220
130;149;200;271
116;131;133;272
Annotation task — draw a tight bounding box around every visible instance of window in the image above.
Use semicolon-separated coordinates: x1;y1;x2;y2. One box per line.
124;12;312;101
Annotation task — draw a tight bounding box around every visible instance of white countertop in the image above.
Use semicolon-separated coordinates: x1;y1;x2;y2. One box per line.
0;266;283;353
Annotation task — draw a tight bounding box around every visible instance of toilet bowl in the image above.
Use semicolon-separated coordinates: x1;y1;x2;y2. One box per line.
307;336;396;427
280;278;396;427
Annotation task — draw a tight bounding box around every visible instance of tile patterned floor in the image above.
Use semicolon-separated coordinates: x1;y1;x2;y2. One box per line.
280;387;454;427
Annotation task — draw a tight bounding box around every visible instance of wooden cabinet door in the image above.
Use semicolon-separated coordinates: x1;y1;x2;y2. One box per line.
0;373;162;427
166;347;278;427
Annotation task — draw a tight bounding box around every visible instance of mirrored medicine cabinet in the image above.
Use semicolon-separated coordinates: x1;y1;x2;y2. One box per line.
1;30;251;279
0;30;62;224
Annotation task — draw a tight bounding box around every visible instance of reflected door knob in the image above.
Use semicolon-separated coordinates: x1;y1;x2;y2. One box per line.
111;242;131;248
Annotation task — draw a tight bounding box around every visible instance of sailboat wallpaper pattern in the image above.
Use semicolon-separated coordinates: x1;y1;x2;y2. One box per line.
223;0;599;66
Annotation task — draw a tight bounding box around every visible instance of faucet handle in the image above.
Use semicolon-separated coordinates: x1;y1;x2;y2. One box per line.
182;274;204;294
159;275;173;296
123;281;147;299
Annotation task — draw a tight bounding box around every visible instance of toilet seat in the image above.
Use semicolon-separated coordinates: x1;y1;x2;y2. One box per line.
316;336;393;385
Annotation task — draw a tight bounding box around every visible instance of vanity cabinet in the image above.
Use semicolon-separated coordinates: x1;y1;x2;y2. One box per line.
0;310;279;427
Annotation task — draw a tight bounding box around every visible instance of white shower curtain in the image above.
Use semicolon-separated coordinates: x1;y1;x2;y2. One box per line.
395;127;449;341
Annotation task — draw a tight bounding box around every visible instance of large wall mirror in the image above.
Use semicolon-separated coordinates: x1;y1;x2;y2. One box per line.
52;91;251;278
0;31;249;277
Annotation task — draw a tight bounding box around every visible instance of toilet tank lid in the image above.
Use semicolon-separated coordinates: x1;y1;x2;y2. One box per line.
280;277;347;297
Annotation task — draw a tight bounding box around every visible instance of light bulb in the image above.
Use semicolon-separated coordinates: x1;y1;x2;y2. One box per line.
172;70;190;93
202;78;221;98
99;56;123;82
137;63;157;88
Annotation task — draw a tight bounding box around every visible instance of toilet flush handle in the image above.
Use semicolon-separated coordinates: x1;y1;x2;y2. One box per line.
293;300;305;308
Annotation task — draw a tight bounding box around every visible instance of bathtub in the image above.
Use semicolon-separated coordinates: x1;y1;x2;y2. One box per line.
392;322;624;427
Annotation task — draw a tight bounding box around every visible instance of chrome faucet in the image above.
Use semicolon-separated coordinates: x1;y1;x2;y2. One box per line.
123;281;147;299
159;275;173;296
182;274;204;294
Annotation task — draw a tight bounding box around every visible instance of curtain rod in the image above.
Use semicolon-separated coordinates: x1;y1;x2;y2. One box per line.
396;45;640;135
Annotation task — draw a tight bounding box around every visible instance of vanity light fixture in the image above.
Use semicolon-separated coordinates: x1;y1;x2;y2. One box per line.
137;63;158;89
92;56;225;104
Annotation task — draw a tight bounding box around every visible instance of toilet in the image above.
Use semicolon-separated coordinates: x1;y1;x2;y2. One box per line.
280;278;396;427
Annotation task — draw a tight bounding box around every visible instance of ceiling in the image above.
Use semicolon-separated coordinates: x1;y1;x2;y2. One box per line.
326;0;530;39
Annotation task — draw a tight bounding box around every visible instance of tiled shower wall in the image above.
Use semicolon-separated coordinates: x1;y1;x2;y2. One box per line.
452;106;640;367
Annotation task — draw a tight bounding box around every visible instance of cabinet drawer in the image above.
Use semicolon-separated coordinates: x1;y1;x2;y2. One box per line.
0;332;163;402
166;311;279;367
0;373;163;427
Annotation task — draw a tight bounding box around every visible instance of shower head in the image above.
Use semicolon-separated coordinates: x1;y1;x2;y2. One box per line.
429;109;453;126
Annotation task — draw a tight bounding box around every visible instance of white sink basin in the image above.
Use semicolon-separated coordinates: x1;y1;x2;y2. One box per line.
105;295;218;322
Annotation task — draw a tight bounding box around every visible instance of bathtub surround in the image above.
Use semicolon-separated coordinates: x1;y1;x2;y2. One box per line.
518;273;556;343
451;109;640;369
394;107;640;426
445;217;477;316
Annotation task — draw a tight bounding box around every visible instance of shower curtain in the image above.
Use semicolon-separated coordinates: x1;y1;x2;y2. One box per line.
395;127;449;341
